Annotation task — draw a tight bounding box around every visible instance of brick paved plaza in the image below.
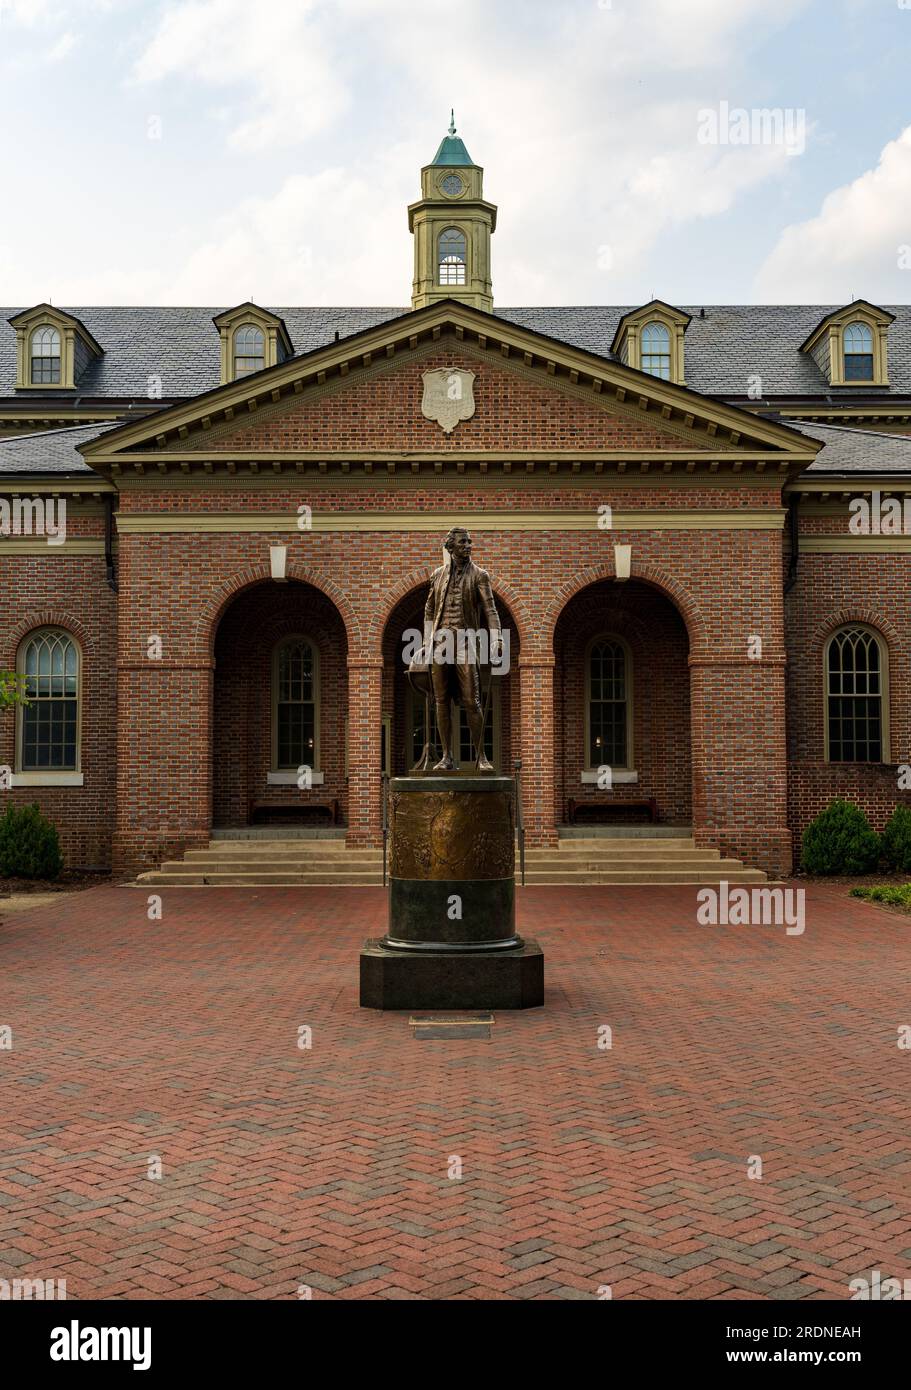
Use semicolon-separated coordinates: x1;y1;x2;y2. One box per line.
2;884;910;1300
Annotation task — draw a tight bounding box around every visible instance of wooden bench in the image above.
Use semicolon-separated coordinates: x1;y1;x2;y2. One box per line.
567;797;658;825
249;799;339;827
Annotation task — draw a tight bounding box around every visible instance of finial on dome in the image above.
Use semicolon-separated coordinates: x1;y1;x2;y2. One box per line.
449;109;456;136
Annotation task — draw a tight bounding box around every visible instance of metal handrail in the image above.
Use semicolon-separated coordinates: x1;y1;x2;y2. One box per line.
514;758;525;887
381;772;389;888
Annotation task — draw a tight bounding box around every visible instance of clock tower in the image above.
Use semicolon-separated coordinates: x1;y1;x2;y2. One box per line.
408;113;497;313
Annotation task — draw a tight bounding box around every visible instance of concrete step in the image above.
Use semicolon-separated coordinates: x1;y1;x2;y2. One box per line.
203;840;380;852
211;827;346;840
188;848;382;861
520;849;715;862
521;869;768;884
559;825;694;839
549;838;696;850
136;829;765;887
137;870;384;886
157;858;382;874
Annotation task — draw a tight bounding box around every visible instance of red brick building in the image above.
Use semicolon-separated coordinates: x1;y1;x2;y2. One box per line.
2;123;911;878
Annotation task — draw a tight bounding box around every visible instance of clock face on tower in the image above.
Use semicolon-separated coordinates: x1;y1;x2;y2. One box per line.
440;173;464;196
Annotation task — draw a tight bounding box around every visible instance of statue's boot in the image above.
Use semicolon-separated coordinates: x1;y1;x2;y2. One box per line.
432;701;454;772
468;706;494;772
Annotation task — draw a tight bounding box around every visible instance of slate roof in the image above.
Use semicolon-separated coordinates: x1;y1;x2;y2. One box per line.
3;305;911;401
0;422;117;474
789;420;911;474
3;418;910;480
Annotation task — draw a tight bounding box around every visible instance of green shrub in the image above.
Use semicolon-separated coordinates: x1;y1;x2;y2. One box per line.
0;803;62;879
881;805;911;872
850;883;911;906
801;798;880;875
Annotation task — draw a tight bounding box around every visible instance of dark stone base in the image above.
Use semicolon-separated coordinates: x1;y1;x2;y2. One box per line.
359;938;544;1010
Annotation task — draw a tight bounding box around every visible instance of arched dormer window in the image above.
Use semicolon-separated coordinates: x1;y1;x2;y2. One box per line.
233;324;265;378
825;625;887;762
843;321;874;382
30;326;61;385
640;321;671;380
438;227;467;286
586;636;632;771
17;628;79;771
272;637;319;772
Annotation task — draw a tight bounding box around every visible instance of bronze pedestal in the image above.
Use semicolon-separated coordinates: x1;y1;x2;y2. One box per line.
359;775;544;1010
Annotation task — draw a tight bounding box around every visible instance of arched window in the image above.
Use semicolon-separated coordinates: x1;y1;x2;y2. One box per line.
825;625;886;762
18;629;79;770
233;324;265;378
843;321;874;382
438;227;467;286
640;321;671;379
586;636;632;770
30;326;61;385
273;637;319;771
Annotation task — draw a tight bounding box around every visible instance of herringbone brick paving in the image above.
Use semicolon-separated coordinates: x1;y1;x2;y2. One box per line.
1;884;909;1299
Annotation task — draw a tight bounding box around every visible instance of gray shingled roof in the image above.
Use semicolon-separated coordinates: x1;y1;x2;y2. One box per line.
2;305;911;401
0;422;117;474
3;417;910;480
790;420;911;473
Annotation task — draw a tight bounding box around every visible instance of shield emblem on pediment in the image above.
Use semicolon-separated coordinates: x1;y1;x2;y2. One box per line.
421;368;476;434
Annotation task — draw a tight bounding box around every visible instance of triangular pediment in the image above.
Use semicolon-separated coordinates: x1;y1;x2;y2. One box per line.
80;301;821;475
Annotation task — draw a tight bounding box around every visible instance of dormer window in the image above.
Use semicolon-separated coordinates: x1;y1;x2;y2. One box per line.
610;300;690;386
843;321;874;382
438;227;467;285
800;301;893;388
640;321;671;380
8;305;102;391
233;324;265;378
30;326;61;385
213;302;292;384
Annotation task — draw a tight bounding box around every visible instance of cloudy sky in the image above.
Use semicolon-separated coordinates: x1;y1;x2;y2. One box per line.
1;0;910;307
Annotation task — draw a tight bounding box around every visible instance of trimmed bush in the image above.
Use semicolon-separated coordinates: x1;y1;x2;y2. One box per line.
0;803;62;880
881;805;911;872
800;798;880;875
850;884;911;906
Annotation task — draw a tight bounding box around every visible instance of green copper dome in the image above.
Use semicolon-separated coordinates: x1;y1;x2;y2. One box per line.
431;111;475;167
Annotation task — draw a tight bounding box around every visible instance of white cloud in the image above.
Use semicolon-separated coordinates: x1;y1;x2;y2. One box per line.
132;0;349;151
118;0;815;302
46;29;76;60
2;0;822;303
756;126;911;301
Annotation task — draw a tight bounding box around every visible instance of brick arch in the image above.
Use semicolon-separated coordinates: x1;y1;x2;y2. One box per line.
2;610;96;667
195;562;360;658
808;607;902;658
543;562;707;654
371;565;531;658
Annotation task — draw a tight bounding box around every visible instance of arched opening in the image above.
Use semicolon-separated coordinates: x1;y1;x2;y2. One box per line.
553;577;691;827
381;583;520;775
211;579;349;828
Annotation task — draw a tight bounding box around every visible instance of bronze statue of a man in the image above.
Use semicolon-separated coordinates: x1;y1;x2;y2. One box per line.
423;527;502;773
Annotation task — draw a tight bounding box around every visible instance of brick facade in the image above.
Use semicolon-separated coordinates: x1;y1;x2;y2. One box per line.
1;339;907;879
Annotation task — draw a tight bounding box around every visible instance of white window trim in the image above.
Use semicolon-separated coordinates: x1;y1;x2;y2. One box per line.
10;771;83;787
580;769;638;785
